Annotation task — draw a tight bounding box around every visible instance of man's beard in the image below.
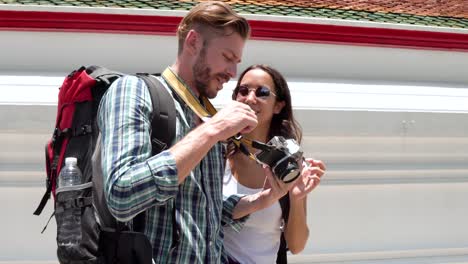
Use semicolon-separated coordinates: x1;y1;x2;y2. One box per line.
192;47;230;99
193;48;212;98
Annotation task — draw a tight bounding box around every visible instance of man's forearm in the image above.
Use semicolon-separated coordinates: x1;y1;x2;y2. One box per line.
169;122;220;183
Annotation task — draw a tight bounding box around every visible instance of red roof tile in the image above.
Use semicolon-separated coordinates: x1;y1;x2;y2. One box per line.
219;0;468;19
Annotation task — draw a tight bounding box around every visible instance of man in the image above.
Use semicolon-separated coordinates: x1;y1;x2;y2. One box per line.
97;1;256;263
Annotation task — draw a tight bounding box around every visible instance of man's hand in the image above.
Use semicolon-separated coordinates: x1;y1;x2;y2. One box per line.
207;101;258;141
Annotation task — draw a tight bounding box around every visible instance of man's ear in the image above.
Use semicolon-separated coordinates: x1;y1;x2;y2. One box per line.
274;100;285;114
185;29;202;55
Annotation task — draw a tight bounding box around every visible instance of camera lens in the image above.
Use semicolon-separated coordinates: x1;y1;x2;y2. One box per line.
281;163;300;183
274;158;300;183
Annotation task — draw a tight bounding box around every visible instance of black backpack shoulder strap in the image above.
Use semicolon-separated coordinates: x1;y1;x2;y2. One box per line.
131;74;176;233
276;193;290;264
138;74;176;155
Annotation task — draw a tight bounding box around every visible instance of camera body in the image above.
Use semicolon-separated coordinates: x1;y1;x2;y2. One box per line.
255;136;303;183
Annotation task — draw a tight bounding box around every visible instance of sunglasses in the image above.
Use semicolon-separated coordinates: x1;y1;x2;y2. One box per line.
237;85;277;99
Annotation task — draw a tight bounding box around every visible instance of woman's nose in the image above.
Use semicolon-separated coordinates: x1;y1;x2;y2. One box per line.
245;90;257;103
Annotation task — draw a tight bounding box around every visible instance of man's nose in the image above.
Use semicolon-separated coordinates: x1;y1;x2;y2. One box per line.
227;64;237;78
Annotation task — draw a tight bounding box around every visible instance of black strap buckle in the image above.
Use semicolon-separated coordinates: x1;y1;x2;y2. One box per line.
151;138;167;154
76;124;92;136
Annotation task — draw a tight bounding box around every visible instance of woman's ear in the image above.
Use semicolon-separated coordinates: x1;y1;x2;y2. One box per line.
274;100;286;114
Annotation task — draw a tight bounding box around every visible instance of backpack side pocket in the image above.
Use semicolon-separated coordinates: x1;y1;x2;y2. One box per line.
55;182;98;263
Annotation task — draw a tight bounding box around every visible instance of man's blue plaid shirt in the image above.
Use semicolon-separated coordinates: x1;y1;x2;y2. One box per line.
98;75;246;263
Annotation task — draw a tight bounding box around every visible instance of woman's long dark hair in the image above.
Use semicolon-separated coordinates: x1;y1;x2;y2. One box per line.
228;64;302;157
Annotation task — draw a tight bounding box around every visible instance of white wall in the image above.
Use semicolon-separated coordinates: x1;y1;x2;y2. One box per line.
2;30;468;85
1;29;468;263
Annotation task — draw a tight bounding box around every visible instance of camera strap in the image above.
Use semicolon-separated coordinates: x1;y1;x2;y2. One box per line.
161;67;268;161
161;67;217;121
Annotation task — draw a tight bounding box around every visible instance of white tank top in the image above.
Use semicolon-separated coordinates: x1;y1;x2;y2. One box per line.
223;164;282;264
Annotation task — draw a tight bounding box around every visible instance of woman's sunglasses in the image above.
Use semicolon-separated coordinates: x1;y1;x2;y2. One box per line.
237;85;277;99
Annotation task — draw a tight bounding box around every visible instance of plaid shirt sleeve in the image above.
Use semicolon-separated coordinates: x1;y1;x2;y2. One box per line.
98;75;179;222
222;194;249;232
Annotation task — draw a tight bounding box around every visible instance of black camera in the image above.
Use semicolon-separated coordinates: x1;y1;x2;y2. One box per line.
254;136;303;183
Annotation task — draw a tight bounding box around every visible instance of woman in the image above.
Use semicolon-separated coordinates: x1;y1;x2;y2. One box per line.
223;65;326;264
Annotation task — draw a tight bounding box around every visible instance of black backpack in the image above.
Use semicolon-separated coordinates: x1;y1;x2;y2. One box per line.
33;66;176;264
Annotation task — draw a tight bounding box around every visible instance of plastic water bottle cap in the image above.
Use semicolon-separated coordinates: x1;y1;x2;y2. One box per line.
65;157;77;166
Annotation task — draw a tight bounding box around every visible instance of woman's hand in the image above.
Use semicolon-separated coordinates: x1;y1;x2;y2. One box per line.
232;165;295;219
290;158;326;201
262;165;294;203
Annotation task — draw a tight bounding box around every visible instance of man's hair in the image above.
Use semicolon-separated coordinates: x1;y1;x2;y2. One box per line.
177;1;250;54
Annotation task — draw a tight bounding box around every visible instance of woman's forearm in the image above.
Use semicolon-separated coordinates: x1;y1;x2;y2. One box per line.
284;198;309;254
231;189;278;219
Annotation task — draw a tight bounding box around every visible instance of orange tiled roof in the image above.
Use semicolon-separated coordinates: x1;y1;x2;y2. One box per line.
1;0;468;28
220;0;468;19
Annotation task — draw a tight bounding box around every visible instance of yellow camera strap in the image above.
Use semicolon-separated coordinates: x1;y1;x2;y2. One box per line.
162;68;217;120
161;67;259;161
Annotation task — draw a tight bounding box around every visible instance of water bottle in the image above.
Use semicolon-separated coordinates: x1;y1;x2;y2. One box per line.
58;157;82;188
57;157;82;247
